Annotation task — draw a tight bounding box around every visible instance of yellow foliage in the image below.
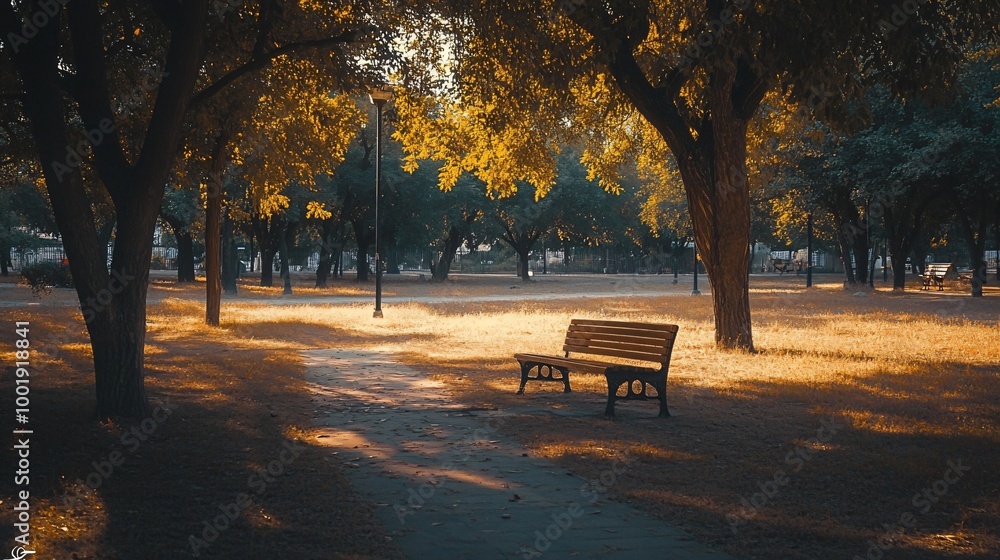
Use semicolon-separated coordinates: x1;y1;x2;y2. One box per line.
234;58;361;217
305;200;333;220
393;85;561;198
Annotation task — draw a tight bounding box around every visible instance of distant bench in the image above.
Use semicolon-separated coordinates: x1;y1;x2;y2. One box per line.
514;319;678;417
921;263;952;291
771;259;805;275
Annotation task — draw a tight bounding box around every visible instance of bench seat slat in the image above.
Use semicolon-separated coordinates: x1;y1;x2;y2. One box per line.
513;353;622;375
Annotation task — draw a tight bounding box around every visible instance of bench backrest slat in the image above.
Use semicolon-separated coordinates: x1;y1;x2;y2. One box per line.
563;319;678;366
925;263;952;277
565;336;668;356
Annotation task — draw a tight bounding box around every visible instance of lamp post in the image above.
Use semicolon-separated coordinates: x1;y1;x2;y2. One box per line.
692;239;701;296
369;85;392;318
806;212;813;288
672;238;679;284
882;236;888;283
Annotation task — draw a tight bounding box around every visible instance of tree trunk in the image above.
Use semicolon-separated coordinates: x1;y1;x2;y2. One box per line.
248;237;255;272
174;227;196;282
279;223;292;295
835;222;857;285
316;249;331;287
333;234;343;279
356;240;370;282
204;132;228;326
890;252;908;290
431;225;463;282
888;235;912;291
351;218;371;282
205;189;221;325
672;107;753;349
316;220;335;287
430;248;457;281
89;246;152;419
969;249;986;298
260;249;276;287
601;40;760;350
1;0;209;417
222;212;238;295
517;248;530;281
0;245;8;276
499;225;540;283
500;228;538;282
253;216;281;287
387;243;400;274
885;195;936;291
994;218;999;283
851;237;869;285
951;192;991;298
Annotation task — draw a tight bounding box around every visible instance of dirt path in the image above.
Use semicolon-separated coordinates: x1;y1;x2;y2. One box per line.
305;349;730;560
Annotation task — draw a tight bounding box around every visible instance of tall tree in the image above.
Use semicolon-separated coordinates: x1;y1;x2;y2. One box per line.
0;0;392;417
932;53;1000;296
159;184;200;282
409;0;999;350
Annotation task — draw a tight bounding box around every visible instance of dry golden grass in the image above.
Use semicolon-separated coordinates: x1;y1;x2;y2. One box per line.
214;275;1000;559
2;273;997;559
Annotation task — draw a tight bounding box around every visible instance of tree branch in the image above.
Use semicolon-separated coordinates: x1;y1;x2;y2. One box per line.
603;36;696;158
66;0;132;199
731;56;768;120
251;0;278;60
135;0;210;185
190;31;357;108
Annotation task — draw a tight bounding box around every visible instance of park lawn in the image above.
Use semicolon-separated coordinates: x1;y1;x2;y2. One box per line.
215;275;1000;560
2;273;997;559
0;301;402;560
144;268;662;301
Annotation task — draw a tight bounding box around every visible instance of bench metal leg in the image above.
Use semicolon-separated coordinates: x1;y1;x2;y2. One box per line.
517;362;530;394
604;373;621;416
517;361;571;394
652;377;670;418
604;370;669;418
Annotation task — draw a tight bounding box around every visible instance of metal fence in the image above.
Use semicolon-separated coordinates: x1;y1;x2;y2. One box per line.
9;246;66;269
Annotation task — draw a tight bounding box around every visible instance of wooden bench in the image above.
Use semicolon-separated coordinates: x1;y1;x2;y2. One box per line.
921;263;952;291
514;319;678;417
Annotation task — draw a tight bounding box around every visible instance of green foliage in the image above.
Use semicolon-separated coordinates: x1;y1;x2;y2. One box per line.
21;262;73;296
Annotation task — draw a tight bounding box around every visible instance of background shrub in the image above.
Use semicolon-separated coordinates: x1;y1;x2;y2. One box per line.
21;261;74;295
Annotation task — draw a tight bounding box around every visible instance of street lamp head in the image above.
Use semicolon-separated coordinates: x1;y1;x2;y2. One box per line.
368;84;393;107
